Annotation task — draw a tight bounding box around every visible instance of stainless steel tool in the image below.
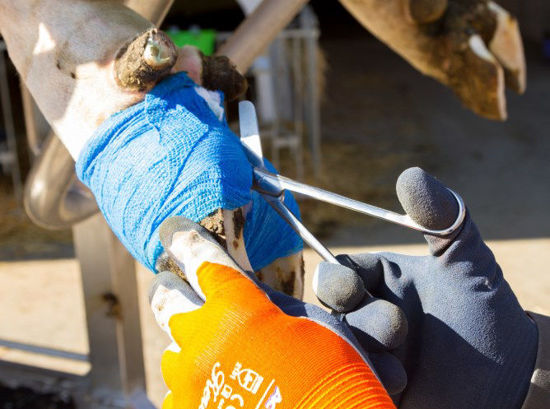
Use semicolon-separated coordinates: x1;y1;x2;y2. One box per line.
238;101;466;265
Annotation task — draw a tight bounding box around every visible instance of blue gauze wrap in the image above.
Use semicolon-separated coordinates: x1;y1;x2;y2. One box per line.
76;72;302;272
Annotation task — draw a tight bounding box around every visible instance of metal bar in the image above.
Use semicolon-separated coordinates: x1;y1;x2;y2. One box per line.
19;83;50;158
0;339;88;362
217;28;319;42
291;32;304;180
0;44;22;201
218;0;310;72
300;7;322;177
74;215;145;407
24;134;99;229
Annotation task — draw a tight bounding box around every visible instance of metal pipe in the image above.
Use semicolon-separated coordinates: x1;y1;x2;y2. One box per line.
24;134;98;229
300;7;322;177
0;339;88;362
125;0;175;27
218;0;310;72
74;214;146;404
20;84;48;158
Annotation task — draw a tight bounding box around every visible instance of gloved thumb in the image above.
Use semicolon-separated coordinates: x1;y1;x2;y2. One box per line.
149;270;204;335
396;167;465;255
158;216;267;307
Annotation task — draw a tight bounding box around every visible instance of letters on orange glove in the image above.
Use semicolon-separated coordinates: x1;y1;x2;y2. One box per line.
151;217;395;409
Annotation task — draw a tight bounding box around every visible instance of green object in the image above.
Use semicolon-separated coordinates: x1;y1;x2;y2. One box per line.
166;29;217;56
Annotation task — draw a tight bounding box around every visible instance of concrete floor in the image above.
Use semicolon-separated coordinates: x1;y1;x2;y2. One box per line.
0;29;549;408
0;238;548;407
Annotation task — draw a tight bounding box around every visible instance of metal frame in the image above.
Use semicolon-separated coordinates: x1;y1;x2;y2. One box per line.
73;215;149;409
218;11;321;179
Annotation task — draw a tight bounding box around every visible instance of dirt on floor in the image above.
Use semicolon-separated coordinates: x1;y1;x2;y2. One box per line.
0;382;75;409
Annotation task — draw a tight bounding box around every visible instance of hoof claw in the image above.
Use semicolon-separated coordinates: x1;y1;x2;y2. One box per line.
115;28;177;92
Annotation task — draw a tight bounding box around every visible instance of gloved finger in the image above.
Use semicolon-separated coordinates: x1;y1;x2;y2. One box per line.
396;167;497;272
314;254;397;310
345;297;408;352
396;167;460;233
369;352;407;396
396;167;463;254
159;216;244;300
149;270;204;335
312;261;366;313
337;253;385;294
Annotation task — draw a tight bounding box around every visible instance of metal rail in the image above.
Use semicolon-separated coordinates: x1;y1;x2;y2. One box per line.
24;134;98;229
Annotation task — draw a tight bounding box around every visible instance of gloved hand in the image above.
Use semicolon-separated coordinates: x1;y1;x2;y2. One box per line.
76;72;302;273
314;167;538;409
149;216;401;409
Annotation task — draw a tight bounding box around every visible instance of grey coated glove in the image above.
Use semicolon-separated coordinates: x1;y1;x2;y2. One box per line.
315;167;538;409
150;216;409;396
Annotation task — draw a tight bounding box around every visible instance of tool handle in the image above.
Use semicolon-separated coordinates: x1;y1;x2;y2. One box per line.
262;194;339;264
255;169;466;237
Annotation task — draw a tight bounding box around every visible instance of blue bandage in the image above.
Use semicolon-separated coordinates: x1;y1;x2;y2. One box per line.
76;73;302;272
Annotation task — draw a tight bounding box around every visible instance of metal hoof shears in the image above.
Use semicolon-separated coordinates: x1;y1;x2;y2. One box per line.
238;101;466;265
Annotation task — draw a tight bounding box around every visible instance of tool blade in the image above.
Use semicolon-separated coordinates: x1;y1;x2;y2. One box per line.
238;101;266;169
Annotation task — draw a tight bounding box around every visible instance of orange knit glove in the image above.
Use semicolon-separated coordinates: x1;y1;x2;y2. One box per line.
150;217;395;409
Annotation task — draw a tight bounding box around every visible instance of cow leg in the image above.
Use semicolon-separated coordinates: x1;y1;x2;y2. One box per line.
339;0;525;120
1;0;302;297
